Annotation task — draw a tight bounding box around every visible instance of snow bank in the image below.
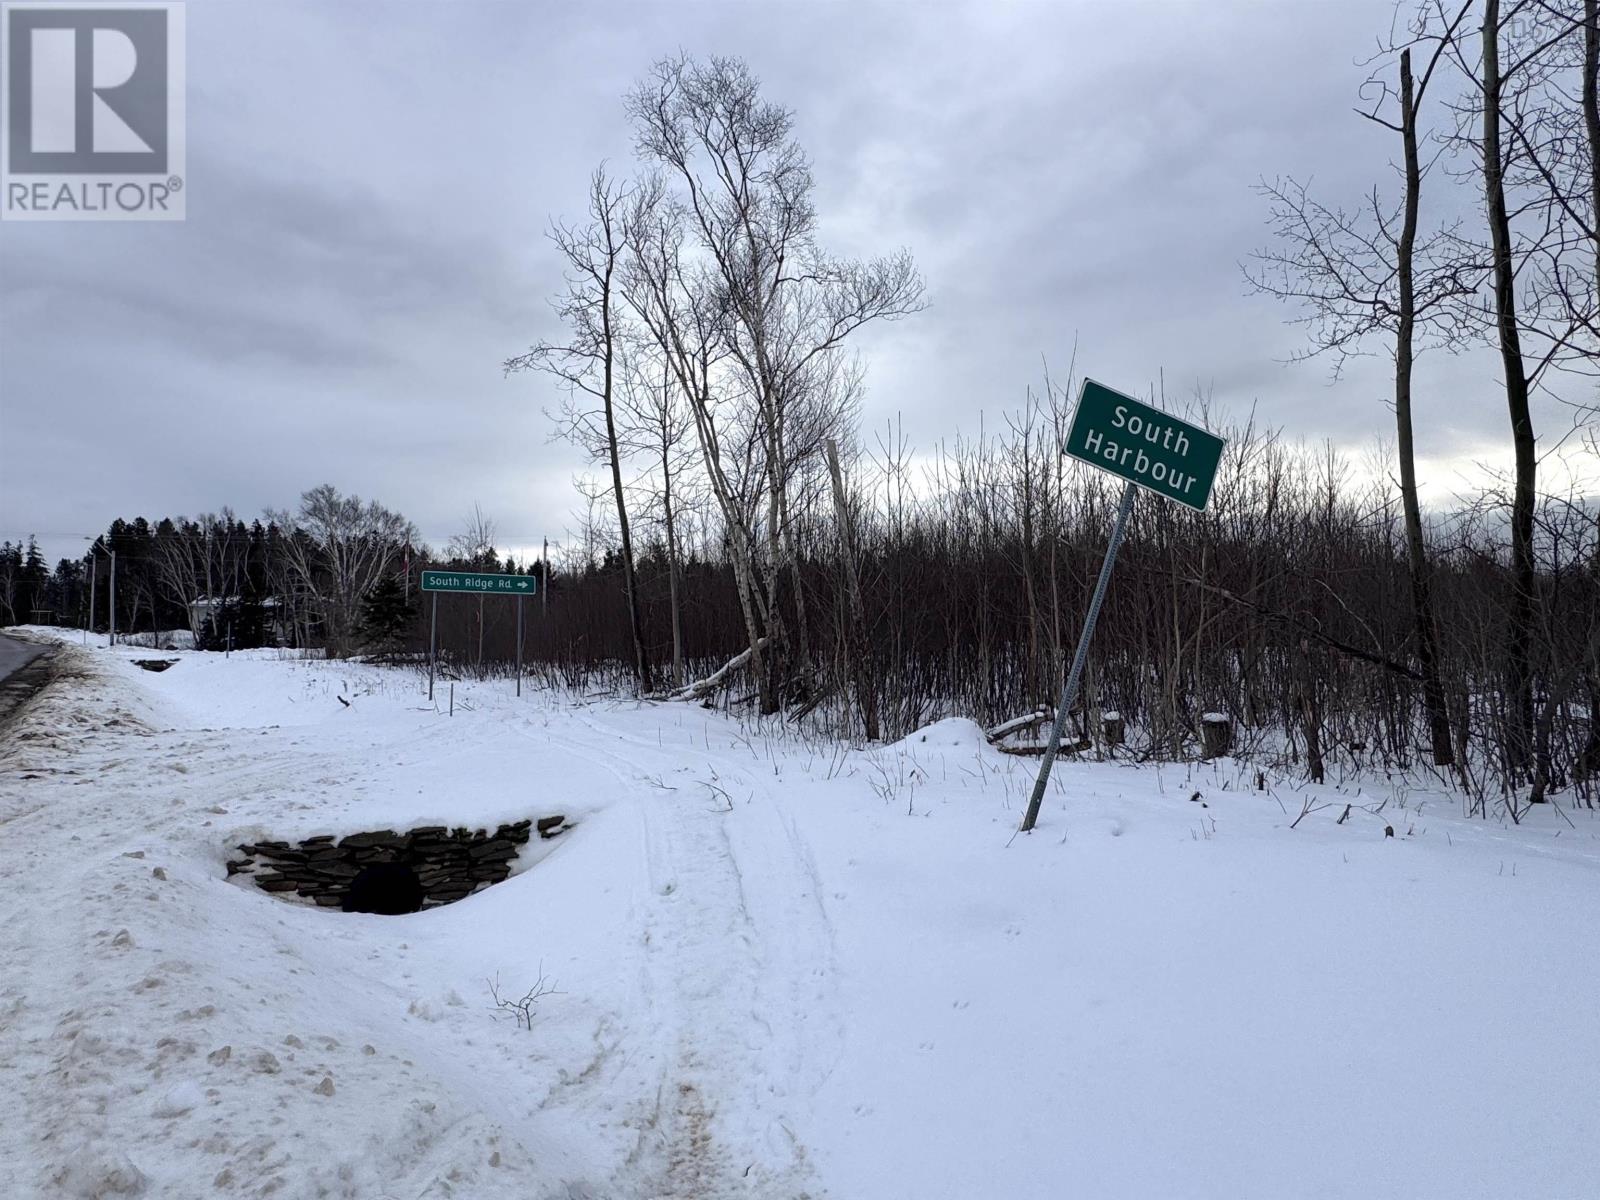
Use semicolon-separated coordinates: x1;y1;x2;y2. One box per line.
3;639;1598;1198
892;716;993;752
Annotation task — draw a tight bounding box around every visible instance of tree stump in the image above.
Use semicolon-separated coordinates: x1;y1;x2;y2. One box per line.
1101;712;1125;747
1200;713;1233;759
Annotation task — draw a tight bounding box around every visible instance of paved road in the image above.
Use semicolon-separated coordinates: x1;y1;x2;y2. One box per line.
0;635;46;684
0;634;53;727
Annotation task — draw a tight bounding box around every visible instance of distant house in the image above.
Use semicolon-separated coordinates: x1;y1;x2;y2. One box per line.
186;595;292;645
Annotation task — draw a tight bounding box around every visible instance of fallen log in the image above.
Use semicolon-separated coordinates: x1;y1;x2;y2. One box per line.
985;707;1053;744
647;638;770;703
996;737;1092;757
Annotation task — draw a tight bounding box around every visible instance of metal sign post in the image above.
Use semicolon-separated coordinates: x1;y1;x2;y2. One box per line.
420;570;537;705
1018;379;1227;834
1019;481;1135;832
428;593;438;702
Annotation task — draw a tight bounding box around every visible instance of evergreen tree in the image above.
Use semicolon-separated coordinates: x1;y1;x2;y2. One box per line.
17;538;49;623
356;575;415;654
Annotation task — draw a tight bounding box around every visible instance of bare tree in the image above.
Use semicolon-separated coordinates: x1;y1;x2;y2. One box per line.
619;346;696;687
508;167;654;695
1247;1;1476;768
621;170;773;702
1475;0;1550;774
448;502;499;670
267;485;415;657
626;54;925;711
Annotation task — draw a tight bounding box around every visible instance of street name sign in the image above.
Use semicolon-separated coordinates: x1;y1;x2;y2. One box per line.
422;569;537;701
420;570;536;596
1062;379;1226;512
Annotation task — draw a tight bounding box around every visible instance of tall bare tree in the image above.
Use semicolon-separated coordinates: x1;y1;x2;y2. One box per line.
1476;0;1548;773
626;54;924;711
619;346;695;687
508;166;654;695
1248;1;1476;767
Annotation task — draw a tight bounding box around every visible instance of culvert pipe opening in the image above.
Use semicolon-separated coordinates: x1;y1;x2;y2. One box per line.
225;815;572;912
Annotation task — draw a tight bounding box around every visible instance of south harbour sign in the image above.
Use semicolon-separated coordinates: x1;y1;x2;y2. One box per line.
1019;377;1227;832
1062;379;1224;511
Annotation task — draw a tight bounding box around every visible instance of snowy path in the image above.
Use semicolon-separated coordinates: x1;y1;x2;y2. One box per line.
521;711;837;1197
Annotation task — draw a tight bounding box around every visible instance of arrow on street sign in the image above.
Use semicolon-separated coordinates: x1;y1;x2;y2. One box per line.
420;570;536;596
1062;379;1227;512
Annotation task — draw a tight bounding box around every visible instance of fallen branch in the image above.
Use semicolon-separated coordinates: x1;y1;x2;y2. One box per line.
996;737;1091;758
985;707;1053;743
648;639;770;702
788;682;837;723
1173;576;1424;682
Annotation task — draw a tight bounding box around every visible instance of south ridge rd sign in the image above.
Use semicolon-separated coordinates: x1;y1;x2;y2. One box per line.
1062;379;1226;512
420;570;535;595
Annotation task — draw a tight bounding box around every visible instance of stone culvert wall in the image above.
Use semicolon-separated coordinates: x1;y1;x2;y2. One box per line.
226;815;569;909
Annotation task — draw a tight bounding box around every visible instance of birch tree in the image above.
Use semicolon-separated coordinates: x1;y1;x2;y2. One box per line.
626;54;925;711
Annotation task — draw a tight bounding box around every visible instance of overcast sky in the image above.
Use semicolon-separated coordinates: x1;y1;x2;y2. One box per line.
2;0;1589;569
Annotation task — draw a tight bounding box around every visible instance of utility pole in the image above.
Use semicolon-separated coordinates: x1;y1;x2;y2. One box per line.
109;549;117;647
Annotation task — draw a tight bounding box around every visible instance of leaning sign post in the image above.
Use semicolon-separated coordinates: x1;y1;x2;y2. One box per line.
421;570;538;702
1018;379;1227;833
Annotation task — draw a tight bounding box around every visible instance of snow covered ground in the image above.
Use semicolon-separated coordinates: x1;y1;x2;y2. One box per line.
3;630;1598;1199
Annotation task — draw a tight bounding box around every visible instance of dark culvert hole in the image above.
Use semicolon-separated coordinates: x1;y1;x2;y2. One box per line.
343;863;424;915
226;816;572;913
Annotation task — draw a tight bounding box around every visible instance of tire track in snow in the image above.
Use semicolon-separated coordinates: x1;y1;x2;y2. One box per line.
539;708;837;1198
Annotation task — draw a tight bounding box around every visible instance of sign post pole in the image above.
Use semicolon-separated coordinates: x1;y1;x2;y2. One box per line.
1019;481;1135;833
428;593;438;702
1017;378;1227;834
418;570;537;705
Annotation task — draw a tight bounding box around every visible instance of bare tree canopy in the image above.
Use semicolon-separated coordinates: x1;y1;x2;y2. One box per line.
266;485;416;657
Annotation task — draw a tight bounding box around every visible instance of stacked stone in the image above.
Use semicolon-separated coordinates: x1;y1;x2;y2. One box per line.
226;816;561;909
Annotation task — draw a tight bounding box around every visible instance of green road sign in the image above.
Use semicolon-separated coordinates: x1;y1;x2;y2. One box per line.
1062;379;1226;511
420;570;536;596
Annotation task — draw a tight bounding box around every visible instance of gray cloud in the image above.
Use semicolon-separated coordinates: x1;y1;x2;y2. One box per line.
0;0;1574;570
